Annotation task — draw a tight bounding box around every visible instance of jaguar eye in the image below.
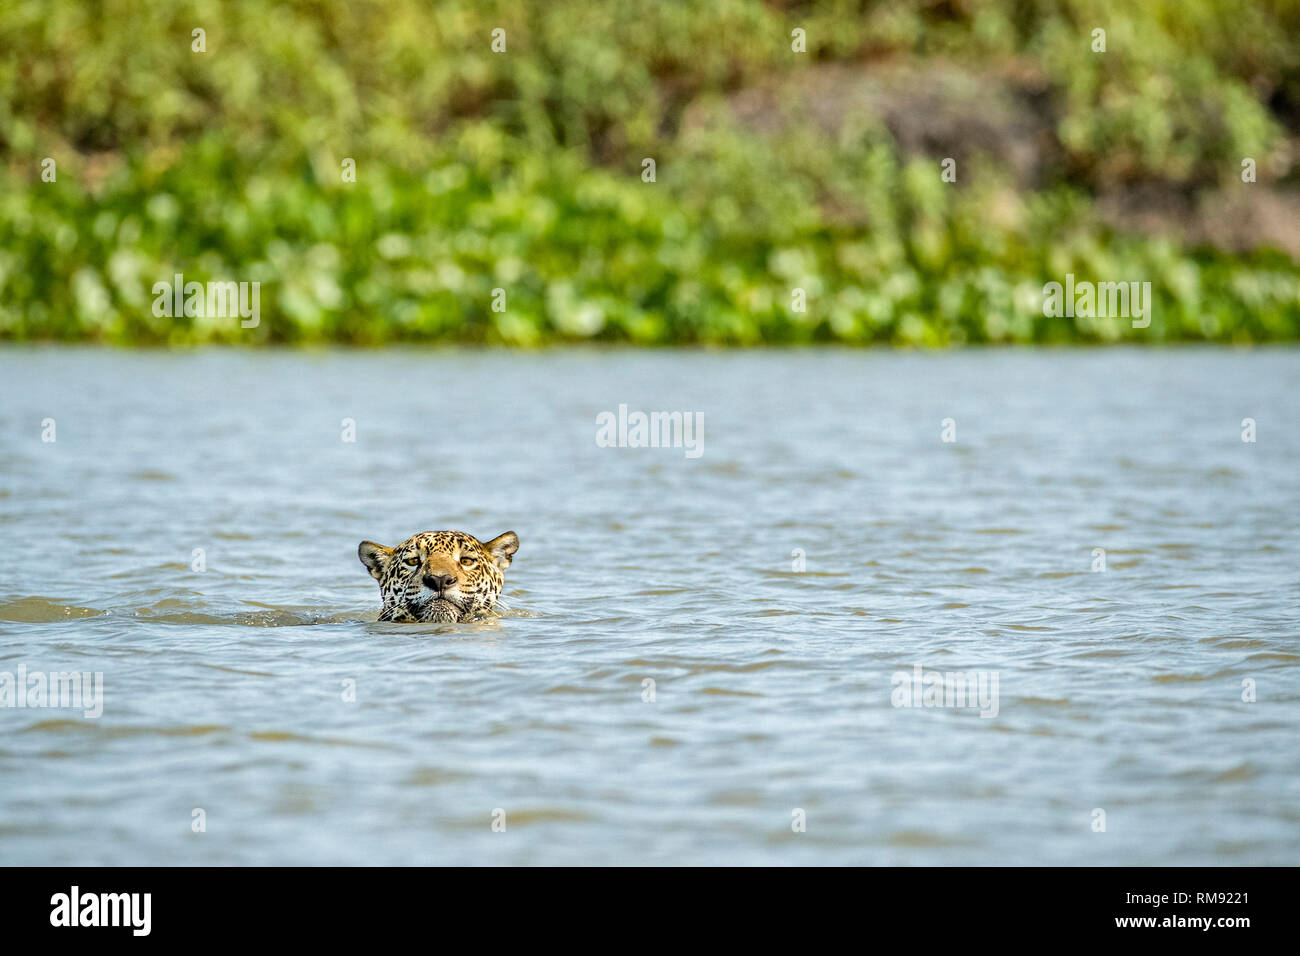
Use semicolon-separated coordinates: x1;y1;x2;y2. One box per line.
460;556;476;567
404;555;419;568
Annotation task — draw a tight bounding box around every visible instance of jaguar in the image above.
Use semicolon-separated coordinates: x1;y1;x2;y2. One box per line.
358;530;519;623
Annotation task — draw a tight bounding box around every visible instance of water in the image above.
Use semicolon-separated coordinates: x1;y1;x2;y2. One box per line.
1;346;1297;865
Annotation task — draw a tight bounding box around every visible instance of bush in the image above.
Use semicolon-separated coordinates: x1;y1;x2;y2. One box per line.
1;0;1297;344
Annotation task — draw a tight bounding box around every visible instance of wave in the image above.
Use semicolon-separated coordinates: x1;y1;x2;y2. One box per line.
0;594;536;627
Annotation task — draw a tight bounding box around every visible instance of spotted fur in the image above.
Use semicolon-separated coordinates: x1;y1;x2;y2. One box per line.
358;530;519;623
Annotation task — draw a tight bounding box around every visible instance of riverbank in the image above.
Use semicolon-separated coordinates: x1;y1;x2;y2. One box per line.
2;1;1298;344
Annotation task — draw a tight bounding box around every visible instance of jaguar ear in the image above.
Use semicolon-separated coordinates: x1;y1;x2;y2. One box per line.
358;541;394;580
483;531;519;570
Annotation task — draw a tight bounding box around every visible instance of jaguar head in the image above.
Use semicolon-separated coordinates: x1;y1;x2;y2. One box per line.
358;529;519;623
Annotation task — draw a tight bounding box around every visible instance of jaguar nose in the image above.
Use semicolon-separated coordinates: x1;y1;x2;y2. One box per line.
423;572;457;592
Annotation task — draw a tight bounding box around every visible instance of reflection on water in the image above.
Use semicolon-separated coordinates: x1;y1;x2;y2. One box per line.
1;346;1298;864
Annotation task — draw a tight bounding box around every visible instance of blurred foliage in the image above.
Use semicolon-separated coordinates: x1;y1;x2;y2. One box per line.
1;0;1298;344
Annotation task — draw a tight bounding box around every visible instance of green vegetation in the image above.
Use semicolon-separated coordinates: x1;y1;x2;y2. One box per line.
2;0;1298;344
